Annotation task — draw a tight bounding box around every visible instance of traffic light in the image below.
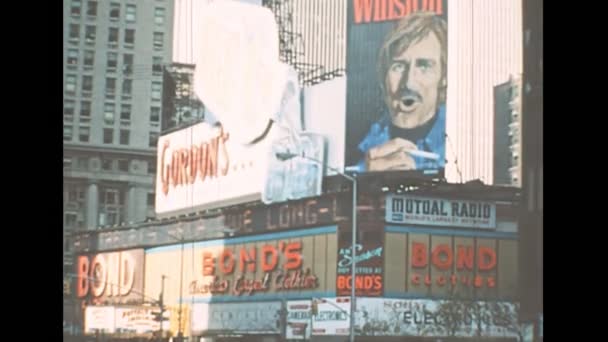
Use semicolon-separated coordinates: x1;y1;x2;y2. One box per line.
151;310;169;322
152;311;163;322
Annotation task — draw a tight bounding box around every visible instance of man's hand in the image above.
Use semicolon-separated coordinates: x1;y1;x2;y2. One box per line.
365;138;418;171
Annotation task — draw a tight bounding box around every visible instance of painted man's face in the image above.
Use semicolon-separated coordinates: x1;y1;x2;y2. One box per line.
384;32;443;129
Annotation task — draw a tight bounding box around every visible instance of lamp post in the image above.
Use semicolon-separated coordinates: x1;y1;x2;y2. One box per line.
165;232;186;342
276;152;357;342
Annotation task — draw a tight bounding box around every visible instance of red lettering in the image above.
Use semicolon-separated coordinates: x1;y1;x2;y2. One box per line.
284;242;302;270
374;276;382;290
456;245;474;270
218;249;235;275
76;256;89;298
199;142;208;181
160;141;170;195
432;244;452;270
90;255;106;297
437;275;446;286
187;145;199;184
487;277;496;288
373;0;386;21
412;273;421;285
218;127;230;175
474;275;483;288
202;252;215;276
261;245;278;272
424;274;432;286
179;148;188;185
239;247;256;273
412;242;427;268
478;246;497;270
353;0;373;24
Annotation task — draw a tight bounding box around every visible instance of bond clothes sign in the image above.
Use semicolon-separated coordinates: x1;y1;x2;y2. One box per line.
76;249;144;305
191;302;281;334
355;298;519;338
286;300;312;340
386;195;496;229
155;121;269;215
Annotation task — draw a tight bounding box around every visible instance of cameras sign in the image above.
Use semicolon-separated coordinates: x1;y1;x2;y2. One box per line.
386;195;496;229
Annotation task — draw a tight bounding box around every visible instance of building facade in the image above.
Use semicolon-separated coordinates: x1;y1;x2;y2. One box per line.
63;0;175;334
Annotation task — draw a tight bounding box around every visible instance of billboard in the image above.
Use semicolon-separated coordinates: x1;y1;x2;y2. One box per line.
312;297;351;336
286;300;312;340
355;298;520;338
386;194;497;229
336;240;384;297
155;121;269;216
76;249;144;305
345;0;448;176
84;306;115;334
114;306;165;334
383;230;518;300
191;301;281;334
144;228;338;302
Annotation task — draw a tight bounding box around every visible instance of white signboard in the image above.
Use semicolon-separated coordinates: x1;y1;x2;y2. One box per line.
286;300;312;340
386;195;497;229
355;298;519;338
84;306;115;334
191;301;281;334
312;297;351;336
155;122;270;215
114;307;162;334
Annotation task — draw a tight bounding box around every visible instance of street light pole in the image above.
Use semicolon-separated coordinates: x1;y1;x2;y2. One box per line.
276;152;357;342
159;274;167;342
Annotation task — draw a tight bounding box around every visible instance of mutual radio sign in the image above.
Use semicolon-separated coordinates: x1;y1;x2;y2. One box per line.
386;195;496;229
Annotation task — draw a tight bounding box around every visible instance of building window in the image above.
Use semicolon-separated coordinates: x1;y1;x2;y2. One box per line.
65;74;77;93
102;159;113;171
105;78;116;96
79;126;90;142
104;103;115;124
86;1;97;16
147;193;155;206
148;160;156;175
108;27;119;46
154;7;165;25
107;52;117;69
80;101;91;123
153;32;163;50
149;132;159;147
71;0;82;16
150;107;160;123
122;79;132;97
85;25;96;44
103;128;113;144
125;4;136;22
77;157;88;170
109;3;120;20
122;54;133;75
151;82;161;100
124;29;135;46
120;130;130;145
64;126;73;141
69;24;80;41
152;56;163;75
67;49;78;66
118;159;129;172
82;75;93;93
64;100;75;116
64;156;73;169
83;50;94;67
64;212;78;228
120;104;131;122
